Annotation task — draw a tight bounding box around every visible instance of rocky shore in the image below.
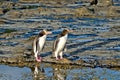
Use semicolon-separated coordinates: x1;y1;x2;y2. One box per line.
0;0;120;68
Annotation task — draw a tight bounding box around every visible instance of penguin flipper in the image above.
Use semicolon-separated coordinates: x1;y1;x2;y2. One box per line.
36;39;39;52
41;43;45;51
63;44;67;52
33;37;37;54
53;38;60;51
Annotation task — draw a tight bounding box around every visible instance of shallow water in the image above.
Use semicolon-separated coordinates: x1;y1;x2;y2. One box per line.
0;64;120;80
0;65;32;80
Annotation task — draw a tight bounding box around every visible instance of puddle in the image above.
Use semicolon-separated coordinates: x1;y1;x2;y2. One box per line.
0;64;120;80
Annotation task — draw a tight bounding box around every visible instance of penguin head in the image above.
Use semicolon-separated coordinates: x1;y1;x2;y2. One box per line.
43;30;52;35
39;30;52;37
61;29;73;36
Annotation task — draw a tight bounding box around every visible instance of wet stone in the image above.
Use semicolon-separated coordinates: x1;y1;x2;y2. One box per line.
7;58;18;63
0;8;3;15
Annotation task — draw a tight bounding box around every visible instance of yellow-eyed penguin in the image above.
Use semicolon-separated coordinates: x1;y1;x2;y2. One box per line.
33;30;52;62
53;29;72;60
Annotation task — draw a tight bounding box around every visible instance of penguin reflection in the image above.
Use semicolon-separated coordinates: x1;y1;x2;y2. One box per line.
32;64;66;80
34;65;38;78
53;67;67;80
31;64;45;80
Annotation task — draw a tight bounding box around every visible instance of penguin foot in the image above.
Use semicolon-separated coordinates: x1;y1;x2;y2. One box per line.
60;57;63;60
56;57;63;60
56;57;59;60
36;56;42;62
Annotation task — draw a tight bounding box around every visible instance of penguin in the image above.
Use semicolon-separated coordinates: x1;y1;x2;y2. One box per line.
53;29;72;60
33;30;52;62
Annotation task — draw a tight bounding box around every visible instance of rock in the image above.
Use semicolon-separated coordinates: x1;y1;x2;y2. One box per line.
23;50;32;58
88;4;120;17
98;59;120;67
97;0;113;6
2;57;7;63
75;7;93;17
0;0;120;68
0;8;3;15
107;6;120;17
21;9;39;17
59;58;71;63
5;10;22;18
0;18;6;24
0;1;15;9
7;58;17;63
19;0;39;3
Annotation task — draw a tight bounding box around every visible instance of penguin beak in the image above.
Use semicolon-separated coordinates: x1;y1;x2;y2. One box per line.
69;30;74;33
46;31;52;35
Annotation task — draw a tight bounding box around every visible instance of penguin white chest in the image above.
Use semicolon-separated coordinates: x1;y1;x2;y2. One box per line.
57;34;68;51
38;35;46;50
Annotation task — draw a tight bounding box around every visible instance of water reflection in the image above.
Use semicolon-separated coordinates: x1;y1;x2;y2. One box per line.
34;65;39;78
31;63;120;80
0;64;32;80
0;64;120;80
32;63;65;80
30;63;45;80
53;67;66;80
